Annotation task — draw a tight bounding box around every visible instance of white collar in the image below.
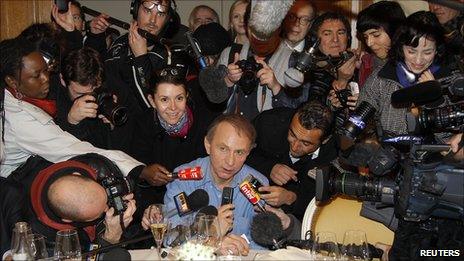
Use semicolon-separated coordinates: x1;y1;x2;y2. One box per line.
284;39;305;52
289;147;320;164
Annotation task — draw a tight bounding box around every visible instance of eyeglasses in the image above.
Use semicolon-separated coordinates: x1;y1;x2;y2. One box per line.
159;67;182;77
142;1;169;14
286;13;313;26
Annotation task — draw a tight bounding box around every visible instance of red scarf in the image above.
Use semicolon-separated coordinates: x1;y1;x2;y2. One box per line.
7;87;57;118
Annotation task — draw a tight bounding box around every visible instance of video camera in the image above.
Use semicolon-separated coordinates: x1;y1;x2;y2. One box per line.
91;88;128;126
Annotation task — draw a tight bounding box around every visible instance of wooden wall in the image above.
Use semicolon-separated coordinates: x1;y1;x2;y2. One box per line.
0;0;52;40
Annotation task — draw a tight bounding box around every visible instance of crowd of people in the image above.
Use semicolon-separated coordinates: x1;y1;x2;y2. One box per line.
0;0;463;260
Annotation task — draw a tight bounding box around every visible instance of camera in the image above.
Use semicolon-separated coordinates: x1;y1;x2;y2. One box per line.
91;88;128;126
100;175;133;215
339;101;377;140
316;144;464;222
407;102;464;134
236;57;263;95
336;88;352;108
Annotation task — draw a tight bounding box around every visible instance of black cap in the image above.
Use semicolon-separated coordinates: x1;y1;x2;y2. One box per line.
192;22;232;56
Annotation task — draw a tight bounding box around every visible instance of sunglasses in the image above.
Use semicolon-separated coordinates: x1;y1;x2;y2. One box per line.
142;1;169;14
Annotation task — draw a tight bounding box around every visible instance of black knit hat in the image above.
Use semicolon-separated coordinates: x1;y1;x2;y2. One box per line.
192;22;232;56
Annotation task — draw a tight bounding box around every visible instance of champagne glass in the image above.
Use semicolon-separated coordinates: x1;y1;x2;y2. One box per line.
54;229;81;260
11;223;33;260
311;231;340;260
194;215;222;250
341;230;370;260
164;218;192;248
148;204;168;258
27;234;49;260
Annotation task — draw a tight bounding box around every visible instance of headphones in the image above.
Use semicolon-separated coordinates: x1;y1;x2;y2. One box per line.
130;0;177;20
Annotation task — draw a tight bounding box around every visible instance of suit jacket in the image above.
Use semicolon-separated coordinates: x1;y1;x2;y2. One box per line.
247;107;338;220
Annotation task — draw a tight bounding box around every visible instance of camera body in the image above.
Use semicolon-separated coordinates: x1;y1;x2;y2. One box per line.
91;88;128;126
235;57;263;95
336;88;352;108
100;175;133;215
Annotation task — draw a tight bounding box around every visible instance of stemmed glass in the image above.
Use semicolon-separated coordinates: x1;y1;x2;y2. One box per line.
54;229;81;260
193;214;222;250
341;230;370;260
147;204;168;258
311;231;340;260
27;234;49;260
164;218;192;249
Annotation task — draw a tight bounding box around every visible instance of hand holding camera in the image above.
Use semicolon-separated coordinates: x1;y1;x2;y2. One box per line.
52;1;75;32
103;193;137;244
89;13;111;35
68;94;98;125
256;59;281;95
225;53;243;87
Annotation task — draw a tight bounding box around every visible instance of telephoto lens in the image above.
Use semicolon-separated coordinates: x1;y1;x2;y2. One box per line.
341;101;376;140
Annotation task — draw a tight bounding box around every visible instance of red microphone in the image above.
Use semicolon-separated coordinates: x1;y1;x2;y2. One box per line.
168;166;203;180
240;180;266;212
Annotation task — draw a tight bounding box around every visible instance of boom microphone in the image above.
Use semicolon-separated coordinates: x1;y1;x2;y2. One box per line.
248;0;294;41
390;80;443;107
81;6;171;45
185;31;207;69
198;65;229;103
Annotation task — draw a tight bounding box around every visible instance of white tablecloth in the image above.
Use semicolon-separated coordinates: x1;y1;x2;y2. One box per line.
129;248;270;260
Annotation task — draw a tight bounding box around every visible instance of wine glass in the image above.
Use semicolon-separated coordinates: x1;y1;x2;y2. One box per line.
341;230;370;260
194;215;222;249
311;231;340;260
27;234;49;260
164;218;192;249
54;229;81;260
147;204;168;258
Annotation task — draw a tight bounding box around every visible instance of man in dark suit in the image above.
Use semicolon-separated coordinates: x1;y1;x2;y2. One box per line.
247;101;338;220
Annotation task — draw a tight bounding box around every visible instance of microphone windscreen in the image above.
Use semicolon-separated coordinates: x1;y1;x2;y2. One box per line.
98;248;131;261
284;68;304;88
199;65;229;103
187;189;209;211
250;212;285;247
249;0;294;40
391;80;442;107
197;205;218;216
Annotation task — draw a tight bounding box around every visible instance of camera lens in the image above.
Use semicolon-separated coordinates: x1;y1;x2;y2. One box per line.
342;101;376;140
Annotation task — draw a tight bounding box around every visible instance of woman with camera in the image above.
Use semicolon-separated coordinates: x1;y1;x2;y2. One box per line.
129;66;217;205
358;11;464;136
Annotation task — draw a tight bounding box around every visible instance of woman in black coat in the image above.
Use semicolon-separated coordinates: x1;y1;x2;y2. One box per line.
131;66;218;204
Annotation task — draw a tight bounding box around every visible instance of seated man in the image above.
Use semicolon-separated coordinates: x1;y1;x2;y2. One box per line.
247;101;338;221
9;154;136;251
160;114;299;252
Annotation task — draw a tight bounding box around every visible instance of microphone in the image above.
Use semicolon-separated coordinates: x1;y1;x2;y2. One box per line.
81;6;171;45
390;80;443;107
239;179;266;212
167;189;209;218
250;212;385;258
167;166;203;180
284;39;320;88
198;65;229;103
185;31;207;69
248;0;294;41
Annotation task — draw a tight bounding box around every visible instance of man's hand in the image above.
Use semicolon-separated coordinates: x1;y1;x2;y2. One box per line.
328;89;342;109
448;133;463;160
51;2;75;32
103;194;136;244
259;186;296;207
270;164;297;185
347;93;359;111
337;55;356;83
256;59;281;95
217;204;234;236
140;164;173;186
264;205;291;230
219;234;250;256
67;95;98;125
89;14;110;35
128;21;147;57
225;53;243;87
141;204;163;230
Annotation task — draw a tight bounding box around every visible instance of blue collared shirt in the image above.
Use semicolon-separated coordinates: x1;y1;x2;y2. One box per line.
164;156;269;249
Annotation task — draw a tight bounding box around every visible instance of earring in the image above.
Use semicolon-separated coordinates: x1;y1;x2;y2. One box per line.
15;91;24;100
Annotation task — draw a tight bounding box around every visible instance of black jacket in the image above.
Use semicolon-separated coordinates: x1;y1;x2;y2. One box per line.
247;107;338;220
54;83;111;149
0;178;27;256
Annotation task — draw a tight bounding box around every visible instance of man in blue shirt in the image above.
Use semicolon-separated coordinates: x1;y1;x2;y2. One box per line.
162;114;297;253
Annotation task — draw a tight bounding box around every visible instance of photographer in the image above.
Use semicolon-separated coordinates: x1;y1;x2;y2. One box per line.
55;47;115;149
8;154;136;251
